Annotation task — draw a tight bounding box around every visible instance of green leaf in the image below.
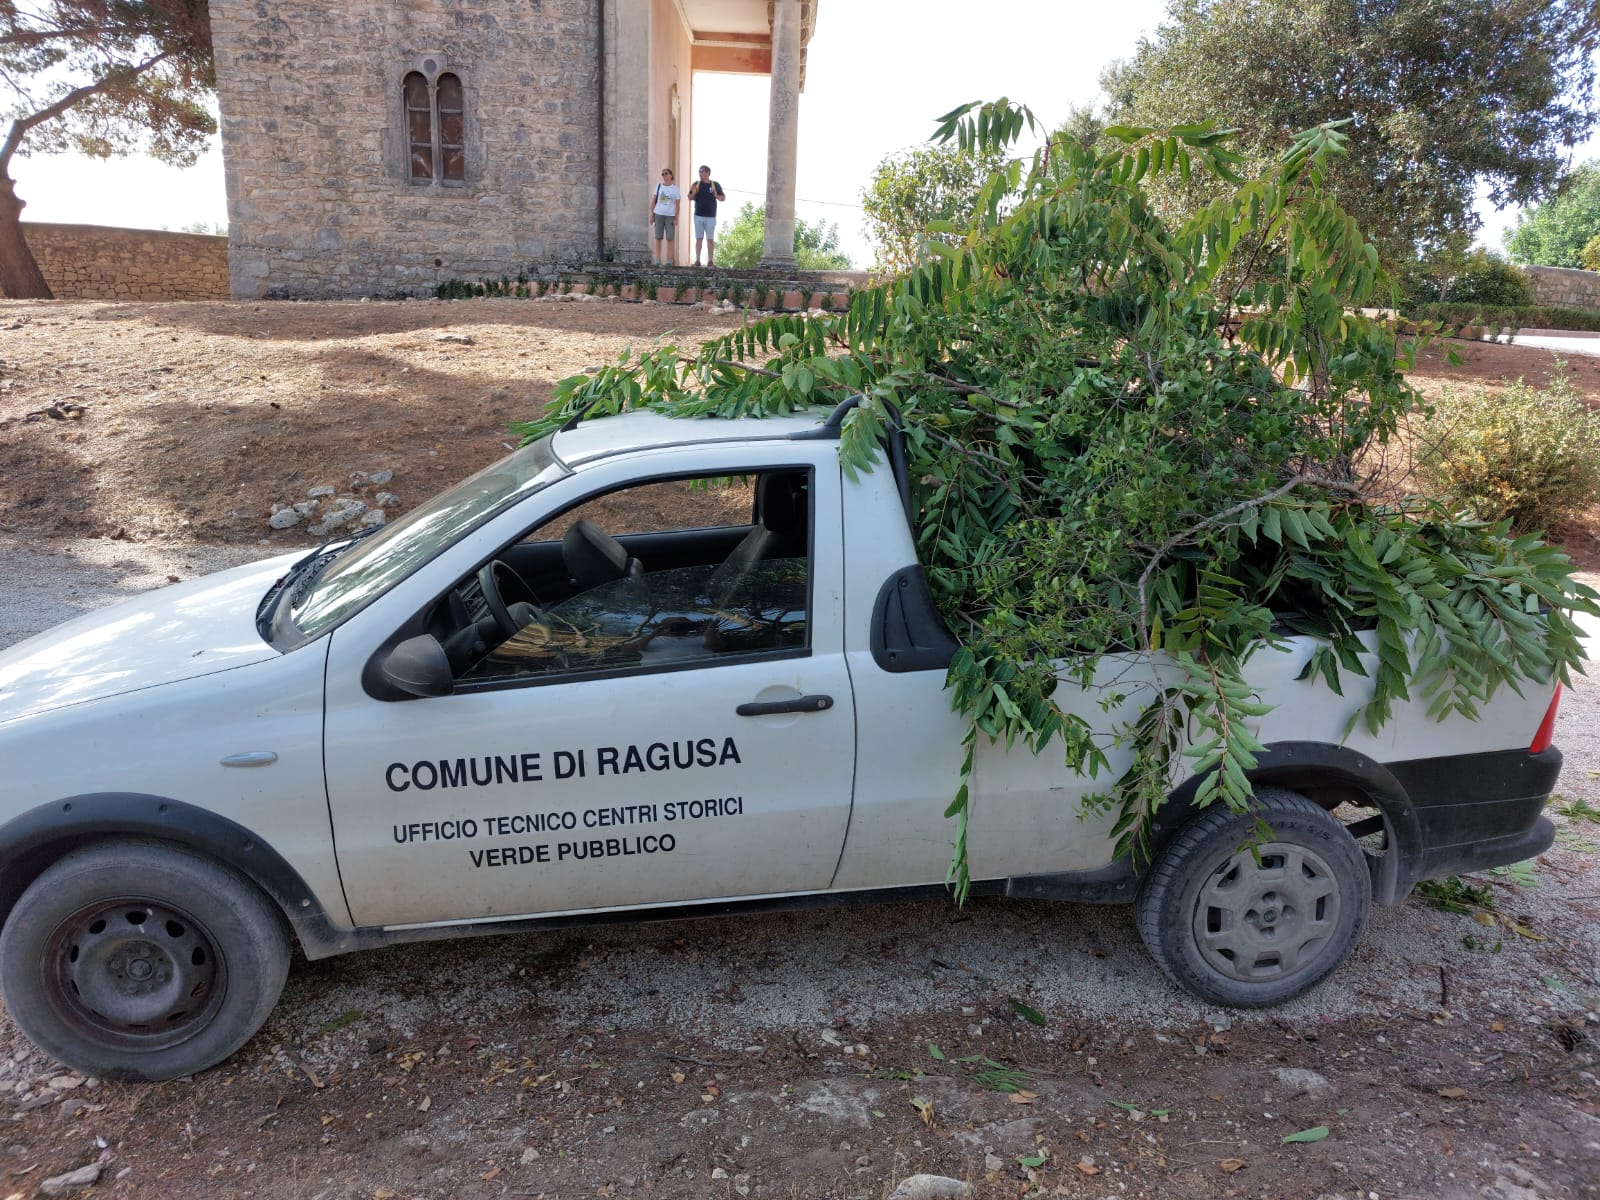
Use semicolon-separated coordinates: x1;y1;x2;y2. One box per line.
1281;1126;1330;1144
1009;998;1047;1025
316;1009;363;1036
1262;505;1283;544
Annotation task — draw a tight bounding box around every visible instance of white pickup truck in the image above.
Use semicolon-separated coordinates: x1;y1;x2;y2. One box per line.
0;405;1562;1080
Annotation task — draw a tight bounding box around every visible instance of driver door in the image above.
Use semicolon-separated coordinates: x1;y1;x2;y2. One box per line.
319;448;856;928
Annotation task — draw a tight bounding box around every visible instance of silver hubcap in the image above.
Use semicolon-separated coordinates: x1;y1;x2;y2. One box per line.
1192;841;1341;983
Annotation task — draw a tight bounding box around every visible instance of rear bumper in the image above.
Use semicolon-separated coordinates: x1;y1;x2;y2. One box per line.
1383;746;1561;898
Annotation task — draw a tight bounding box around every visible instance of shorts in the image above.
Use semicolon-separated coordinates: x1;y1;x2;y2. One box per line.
653;213;676;240
693;215;717;240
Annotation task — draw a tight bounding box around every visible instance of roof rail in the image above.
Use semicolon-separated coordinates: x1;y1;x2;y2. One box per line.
791;394;913;524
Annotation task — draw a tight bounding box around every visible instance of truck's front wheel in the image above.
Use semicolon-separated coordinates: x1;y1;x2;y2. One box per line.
1136;788;1370;1007
0;841;289;1080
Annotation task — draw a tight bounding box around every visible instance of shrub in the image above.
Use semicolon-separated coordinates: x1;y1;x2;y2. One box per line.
712;203;853;270
1411;302;1600;333
1420;364;1600;533
1451;254;1533;307
1396;250;1532;310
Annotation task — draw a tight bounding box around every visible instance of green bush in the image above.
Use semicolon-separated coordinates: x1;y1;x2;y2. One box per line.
1396;251;1532;310
1450;254;1533;307
712;202;852;270
1420;364;1600;533
1411;302;1600;333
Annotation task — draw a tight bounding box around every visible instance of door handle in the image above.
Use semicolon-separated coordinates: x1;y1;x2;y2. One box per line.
220;751;279;768
736;694;834;717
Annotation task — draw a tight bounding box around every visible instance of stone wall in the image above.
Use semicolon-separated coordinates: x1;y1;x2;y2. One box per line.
6;223;228;301
210;0;607;299
1526;265;1600;311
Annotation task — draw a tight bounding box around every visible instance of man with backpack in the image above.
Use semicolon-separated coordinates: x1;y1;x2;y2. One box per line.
688;165;727;268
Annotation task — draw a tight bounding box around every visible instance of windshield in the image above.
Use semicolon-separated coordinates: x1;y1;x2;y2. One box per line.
287;437;569;639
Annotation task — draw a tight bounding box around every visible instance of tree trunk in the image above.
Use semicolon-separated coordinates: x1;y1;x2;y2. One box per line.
0;175;53;299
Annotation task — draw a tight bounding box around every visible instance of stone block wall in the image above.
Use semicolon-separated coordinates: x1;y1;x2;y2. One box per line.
4;223;228;301
210;0;606;299
1526;265;1600;311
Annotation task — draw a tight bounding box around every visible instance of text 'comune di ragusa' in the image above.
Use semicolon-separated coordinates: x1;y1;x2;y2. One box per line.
383;736;743;794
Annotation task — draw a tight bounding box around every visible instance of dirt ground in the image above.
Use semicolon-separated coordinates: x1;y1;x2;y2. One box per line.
3;301;1598;552
0;298;751;546
1;300;1598;1200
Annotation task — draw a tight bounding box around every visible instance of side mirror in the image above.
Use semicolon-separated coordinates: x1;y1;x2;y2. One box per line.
378;634;454;699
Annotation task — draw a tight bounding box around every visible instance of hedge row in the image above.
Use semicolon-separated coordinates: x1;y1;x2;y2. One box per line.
1409;302;1600;333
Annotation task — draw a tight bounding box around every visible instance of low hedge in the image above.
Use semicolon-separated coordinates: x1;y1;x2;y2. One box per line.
1409;302;1600;333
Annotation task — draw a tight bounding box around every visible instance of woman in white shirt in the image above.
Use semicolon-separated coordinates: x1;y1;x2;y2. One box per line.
651;168;680;266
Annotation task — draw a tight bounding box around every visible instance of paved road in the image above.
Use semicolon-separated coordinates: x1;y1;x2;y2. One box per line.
1510;331;1600;357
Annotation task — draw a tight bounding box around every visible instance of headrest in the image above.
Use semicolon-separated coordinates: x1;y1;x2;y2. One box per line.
562;520;630;588
755;472;808;536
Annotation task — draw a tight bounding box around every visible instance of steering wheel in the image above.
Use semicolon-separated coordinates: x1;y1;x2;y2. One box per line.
477;559;541;640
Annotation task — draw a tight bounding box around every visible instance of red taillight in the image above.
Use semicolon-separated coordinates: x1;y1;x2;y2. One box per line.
1529;682;1562;754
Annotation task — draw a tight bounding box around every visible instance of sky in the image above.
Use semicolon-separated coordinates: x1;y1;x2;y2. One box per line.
9;0;1596;267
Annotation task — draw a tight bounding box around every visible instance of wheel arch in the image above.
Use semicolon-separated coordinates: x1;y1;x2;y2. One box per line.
1153;740;1421;904
0;794;351;958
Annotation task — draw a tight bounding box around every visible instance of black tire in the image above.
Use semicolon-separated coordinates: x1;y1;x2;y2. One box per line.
1135;787;1371;1008
0;840;290;1081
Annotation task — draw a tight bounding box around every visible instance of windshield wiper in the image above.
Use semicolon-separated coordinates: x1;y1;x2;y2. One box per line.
256;523;386;637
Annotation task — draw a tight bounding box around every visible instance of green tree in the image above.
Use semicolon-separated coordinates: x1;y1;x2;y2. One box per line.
860;142;1003;272
1505;162;1600;267
711;202;851;270
0;0;215;298
1056;103;1107;153
524;101;1595;888
1104;0;1600;263
1582;232;1600;272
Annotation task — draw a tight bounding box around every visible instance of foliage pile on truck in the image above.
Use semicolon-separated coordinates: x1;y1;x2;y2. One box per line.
521;100;1597;892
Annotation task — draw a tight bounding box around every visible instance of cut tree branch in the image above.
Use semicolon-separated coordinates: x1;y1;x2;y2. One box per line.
1135;472;1365;650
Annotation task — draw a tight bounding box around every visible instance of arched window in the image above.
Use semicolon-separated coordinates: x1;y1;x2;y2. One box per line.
404;69;466;185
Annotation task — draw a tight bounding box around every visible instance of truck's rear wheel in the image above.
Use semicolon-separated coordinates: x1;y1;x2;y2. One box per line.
0;841;289;1080
1136;788;1370;1007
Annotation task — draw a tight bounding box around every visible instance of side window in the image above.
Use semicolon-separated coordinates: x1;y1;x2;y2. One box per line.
456;469;811;685
403;66;466;186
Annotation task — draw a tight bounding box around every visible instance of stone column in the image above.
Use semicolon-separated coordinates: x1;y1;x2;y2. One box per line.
604;0;654;263
760;0;802;266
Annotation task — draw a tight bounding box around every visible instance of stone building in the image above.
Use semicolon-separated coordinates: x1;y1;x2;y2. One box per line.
209;0;817;299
